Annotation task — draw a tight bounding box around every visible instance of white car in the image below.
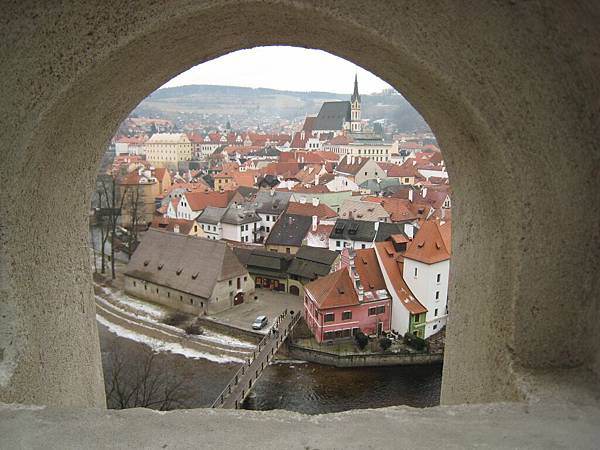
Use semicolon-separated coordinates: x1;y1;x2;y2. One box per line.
252;315;268;330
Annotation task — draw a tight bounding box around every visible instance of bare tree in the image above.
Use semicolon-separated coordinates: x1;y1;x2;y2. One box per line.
124;185;144;260
98;175;128;279
105;344;188;410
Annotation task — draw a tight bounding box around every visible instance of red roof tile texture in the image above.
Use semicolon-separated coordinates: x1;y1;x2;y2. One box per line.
286;202;337;220
404;220;451;264
374;241;427;314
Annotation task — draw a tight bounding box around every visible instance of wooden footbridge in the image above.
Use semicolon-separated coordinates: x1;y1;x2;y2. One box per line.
211;309;301;409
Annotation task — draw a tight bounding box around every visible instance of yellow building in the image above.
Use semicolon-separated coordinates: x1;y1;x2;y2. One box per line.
144;133;192;168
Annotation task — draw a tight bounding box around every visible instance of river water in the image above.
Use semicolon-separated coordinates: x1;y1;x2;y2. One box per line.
98;323;442;414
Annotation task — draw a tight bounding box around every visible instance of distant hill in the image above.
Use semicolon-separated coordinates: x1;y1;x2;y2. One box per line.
133;84;429;132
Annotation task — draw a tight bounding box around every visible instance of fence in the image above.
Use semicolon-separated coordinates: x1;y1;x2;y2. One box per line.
211;309;302;408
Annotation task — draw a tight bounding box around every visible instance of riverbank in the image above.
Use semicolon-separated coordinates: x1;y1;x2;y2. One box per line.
286;342;443;367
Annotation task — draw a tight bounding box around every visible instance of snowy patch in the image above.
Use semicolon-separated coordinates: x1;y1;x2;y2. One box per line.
97;285;165;320
96;315;243;364
199;330;256;350
270;359;308;365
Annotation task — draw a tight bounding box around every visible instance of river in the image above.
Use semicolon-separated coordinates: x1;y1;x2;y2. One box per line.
99;323;442;414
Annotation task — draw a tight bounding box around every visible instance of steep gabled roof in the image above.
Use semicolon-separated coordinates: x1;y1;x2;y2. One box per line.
254;190;292;214
195;206;227;225
287;247;338;280
404;220;451;264
354;248;386;291
362;197;419;222
235;248;294;275
149;218;196;234
313;101;351;131
304;268;359;309
286;201;337;220
329;219;377;242
265;214;312;247
339;199;390;222
374;241;427;315
125;229;246;299
335;156;371;176
183;191;237;211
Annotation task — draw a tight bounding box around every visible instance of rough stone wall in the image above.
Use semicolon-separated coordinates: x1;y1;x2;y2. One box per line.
0;1;598;407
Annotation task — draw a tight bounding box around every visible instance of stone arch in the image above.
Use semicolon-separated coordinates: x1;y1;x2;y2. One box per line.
1;1;598;408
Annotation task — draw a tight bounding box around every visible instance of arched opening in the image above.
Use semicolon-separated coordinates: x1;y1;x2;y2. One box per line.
2;2;597;415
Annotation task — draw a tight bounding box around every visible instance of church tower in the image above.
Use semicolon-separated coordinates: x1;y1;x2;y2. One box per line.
350;74;362;133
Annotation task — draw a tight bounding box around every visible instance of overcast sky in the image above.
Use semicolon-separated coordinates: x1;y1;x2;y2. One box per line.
162;46;395;94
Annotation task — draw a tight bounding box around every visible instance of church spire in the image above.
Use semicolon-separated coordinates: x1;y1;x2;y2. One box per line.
351;73;361;104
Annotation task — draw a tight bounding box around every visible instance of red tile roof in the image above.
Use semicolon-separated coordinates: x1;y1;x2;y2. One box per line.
354;248;387;291
183;191;236;211
374;241;427;314
362;197;418;222
404;220;451;264
305;268;359;309
286;202;337;220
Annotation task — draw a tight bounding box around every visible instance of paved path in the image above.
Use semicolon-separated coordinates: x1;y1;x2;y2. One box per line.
209;288;303;335
212;310;302;409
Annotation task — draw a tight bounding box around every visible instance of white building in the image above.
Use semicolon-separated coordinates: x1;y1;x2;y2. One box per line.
402;220;450;337
373;221;450;339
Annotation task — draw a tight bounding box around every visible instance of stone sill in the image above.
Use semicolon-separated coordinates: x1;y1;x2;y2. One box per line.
1;369;598;449
1;399;599;449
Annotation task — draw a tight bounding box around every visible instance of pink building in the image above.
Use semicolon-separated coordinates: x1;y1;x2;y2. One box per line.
303;248;391;342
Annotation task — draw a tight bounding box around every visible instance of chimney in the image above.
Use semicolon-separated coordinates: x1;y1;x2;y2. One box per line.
299;197;307;204
312;215;318;232
408;189;413;202
350;155;354;165
314;174;319;185
270;188;275;196
173;224;180;234
312;197;320;207
422;187;428;198
374;221;380;232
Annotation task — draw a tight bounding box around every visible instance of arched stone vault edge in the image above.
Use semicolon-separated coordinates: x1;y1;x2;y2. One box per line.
2;0;598;408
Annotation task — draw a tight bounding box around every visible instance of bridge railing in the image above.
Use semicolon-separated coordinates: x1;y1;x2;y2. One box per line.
211;309;301;408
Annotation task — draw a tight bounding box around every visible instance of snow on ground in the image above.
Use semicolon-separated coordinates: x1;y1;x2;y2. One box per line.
270;359;308;365
96;314;244;364
96;284;256;350
97;285;165;320
198;330;256;350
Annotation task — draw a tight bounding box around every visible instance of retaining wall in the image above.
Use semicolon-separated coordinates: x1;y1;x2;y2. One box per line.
197;317;264;344
287;343;443;367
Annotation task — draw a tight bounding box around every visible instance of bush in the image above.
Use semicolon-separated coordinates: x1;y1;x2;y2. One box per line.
404;332;428;351
379;337;392;352
354;331;369;350
163;312;188;327
184;322;204;335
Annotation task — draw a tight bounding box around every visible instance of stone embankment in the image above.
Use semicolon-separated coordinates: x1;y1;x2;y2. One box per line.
286;343;443;368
